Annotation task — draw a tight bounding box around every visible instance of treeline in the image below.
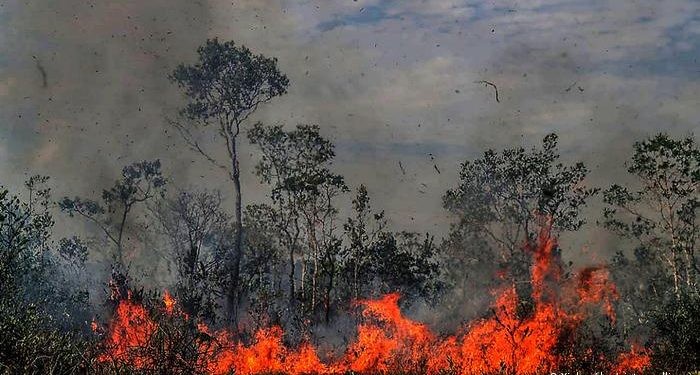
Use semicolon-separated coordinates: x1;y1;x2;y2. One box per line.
0;39;699;374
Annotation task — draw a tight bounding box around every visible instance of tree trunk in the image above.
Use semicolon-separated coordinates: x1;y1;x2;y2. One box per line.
325;260;334;323
289;246;296;303
307;217;319;312
116;204;130;267
228;137;243;323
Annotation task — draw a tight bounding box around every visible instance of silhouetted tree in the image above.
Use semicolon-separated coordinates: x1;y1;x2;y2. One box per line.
170;39;289;320
603;133;699;298
342;186;442;303
60;160;165;299
241;203;287;328
602;133;700;370
0;177;89;373
152;190;231;321
342;184;387;301
248;123;347;321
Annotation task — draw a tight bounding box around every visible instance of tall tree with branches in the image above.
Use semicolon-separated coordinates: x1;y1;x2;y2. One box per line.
248;123;347;320
152;190;232;321
603;133;700;298
169;39;289;319
602;133;700;370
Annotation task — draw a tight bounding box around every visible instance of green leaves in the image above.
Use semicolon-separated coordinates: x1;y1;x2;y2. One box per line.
441;133;597;309
629;133;700;182
59;160;166;267
58;196;105;217
0;179;91;374
57;236;88;265
444;132;597;239
248;122;347;202
103;160;167;208
602;133;700;297
602;134;700;369
170;38;289;127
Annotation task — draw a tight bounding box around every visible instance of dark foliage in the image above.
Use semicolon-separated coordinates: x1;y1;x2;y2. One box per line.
170;39;289;322
442;133;598;313
2;38;698;374
0;178;91;374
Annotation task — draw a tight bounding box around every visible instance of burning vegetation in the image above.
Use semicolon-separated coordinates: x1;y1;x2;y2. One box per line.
89;225;650;375
1;38;699;374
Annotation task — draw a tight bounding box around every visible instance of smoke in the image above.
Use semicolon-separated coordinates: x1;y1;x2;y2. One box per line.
0;0;219;304
0;0;213;191
1;0;698;328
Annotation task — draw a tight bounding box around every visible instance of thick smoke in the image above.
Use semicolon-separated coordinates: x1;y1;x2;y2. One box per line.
1;0;698;328
0;0;218;299
0;1;212;190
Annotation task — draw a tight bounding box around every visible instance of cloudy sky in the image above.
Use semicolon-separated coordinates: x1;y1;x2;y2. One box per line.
1;0;699;252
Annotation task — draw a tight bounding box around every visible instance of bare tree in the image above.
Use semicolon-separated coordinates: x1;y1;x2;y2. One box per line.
152;190;231;320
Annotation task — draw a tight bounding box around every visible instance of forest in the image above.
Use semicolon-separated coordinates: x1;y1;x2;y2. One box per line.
1;39;699;375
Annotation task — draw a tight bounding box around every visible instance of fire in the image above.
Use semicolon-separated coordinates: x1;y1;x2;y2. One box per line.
613;345;652;374
163;290;176;314
94;227;651;374
575;266;620;323
208;327;328;375
344;293;435;373
97;293;157;368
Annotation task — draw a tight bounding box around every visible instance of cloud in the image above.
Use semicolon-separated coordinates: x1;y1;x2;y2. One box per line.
386;0;476;18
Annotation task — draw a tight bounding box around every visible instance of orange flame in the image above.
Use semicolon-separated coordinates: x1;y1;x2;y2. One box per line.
163;290;176;314
97;296;158;368
613;345;652;374
95;228;651;374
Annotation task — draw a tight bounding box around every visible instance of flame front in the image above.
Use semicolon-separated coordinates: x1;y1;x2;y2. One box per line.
95;228;651;374
97;295;158;368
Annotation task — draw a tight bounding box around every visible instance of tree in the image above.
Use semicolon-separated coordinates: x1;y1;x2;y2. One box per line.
248;123;347;321
1;176;53;299
341;186;442;303
342;184;387;300
0;177;90;373
152;190;232;321
60;160;165;299
603;133;699;298
601;133;700;370
443;133;597;307
241;203;287;328
170;39;289;320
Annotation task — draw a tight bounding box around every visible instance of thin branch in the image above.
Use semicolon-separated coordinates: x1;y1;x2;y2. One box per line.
71;209;120;249
475;80;500;103
168;117;229;172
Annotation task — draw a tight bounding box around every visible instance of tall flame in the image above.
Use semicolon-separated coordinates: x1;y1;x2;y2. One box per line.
97;293;158;368
94;227;651;374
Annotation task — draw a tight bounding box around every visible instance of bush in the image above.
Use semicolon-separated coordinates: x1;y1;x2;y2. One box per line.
649;292;700;372
0;301;89;374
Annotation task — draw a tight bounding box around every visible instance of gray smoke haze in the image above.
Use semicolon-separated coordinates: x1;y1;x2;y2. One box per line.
1;0;699;298
0;1;215;190
0;0;217;293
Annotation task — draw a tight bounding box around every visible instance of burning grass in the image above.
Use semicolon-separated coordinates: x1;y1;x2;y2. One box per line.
91;226;651;374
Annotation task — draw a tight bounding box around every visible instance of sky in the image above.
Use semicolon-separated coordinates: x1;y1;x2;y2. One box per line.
0;0;699;258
